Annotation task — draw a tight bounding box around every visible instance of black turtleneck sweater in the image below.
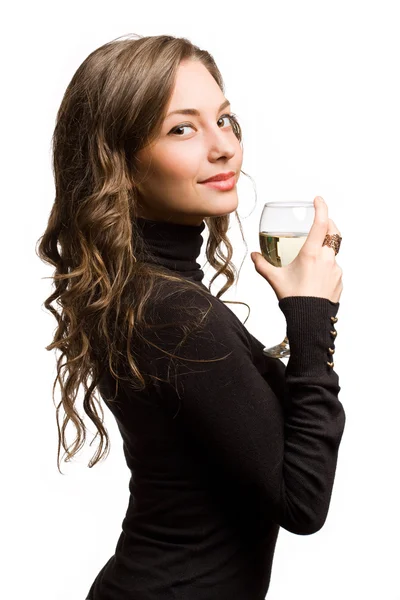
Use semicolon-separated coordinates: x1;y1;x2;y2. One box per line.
85;217;346;600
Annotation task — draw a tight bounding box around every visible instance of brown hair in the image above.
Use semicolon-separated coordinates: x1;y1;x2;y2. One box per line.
36;33;254;472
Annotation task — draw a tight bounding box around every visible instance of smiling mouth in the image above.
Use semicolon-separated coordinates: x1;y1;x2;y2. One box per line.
199;175;236;190
199;171;236;184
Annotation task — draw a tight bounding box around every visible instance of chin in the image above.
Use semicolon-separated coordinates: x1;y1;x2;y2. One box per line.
208;193;239;217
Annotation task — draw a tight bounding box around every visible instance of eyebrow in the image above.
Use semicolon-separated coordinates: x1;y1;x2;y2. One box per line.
166;99;230;119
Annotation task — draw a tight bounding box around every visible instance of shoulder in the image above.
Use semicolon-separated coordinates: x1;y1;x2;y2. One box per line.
161;279;248;332
139;279;252;362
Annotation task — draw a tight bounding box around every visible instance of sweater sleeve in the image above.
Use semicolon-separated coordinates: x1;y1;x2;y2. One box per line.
137;289;346;536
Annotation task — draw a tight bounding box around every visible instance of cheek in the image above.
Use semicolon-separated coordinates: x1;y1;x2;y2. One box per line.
236;140;244;163
152;146;200;183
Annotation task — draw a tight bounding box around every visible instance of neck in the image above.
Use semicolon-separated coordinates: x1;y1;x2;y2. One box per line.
134;217;206;283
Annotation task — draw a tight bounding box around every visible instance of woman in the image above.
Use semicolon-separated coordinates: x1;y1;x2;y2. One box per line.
37;33;345;600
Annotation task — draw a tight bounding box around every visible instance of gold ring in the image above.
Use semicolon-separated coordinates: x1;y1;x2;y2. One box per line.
322;233;342;255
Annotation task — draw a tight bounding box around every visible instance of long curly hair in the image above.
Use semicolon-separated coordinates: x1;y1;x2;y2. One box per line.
36;33;255;473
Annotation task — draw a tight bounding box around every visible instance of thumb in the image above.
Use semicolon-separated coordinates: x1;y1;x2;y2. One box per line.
250;252;277;280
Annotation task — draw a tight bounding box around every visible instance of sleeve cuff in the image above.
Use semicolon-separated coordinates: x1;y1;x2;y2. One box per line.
278;296;340;376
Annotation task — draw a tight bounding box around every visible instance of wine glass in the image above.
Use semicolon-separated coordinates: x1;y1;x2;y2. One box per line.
259;201;315;358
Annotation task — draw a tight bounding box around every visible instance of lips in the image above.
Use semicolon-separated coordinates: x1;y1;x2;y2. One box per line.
199;171;236;183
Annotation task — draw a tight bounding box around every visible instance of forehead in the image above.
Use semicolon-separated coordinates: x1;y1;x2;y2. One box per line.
166;60;224;112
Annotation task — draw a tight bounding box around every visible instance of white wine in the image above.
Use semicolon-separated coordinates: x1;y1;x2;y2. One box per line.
259;231;307;267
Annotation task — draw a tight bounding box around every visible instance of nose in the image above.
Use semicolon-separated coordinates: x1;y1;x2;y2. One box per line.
206;123;237;161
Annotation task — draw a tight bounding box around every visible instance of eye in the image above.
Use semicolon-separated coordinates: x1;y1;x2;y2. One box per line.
168;113;240;137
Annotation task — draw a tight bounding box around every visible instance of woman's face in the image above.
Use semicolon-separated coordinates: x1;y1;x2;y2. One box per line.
134;59;243;226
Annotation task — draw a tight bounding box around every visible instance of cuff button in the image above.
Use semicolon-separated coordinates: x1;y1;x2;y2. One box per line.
327;361;335;368
330;329;337;337
330;316;338;323
328;347;335;354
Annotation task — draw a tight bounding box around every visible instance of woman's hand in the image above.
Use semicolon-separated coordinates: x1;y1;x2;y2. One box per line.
251;196;343;303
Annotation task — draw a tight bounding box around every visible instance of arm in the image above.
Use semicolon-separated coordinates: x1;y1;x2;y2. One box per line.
138;289;346;535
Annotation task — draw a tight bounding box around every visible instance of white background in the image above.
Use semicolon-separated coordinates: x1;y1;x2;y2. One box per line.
2;1;399;598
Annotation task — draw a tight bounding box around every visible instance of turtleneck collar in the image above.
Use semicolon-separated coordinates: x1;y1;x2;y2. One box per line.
135;217;206;283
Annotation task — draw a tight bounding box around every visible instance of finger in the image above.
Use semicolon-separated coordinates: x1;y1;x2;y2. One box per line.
321;218;342;256
301;197;329;255
327;218;341;238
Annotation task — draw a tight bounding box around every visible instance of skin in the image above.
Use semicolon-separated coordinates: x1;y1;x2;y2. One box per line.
134;59;243;226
